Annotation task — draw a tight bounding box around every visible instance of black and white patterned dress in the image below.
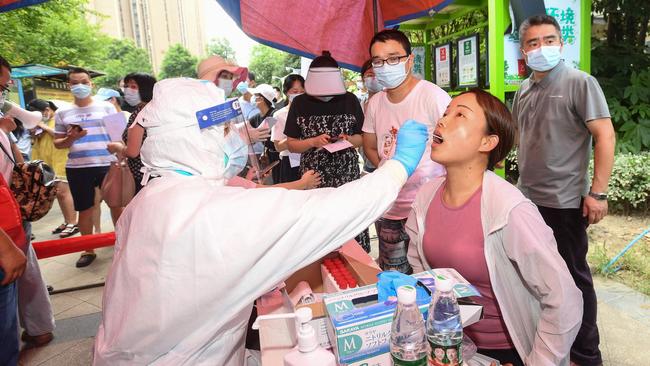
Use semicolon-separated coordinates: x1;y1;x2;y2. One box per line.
122;104;146;193
284;92;370;251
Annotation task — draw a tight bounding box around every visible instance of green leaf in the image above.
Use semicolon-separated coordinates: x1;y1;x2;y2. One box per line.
620;121;638;132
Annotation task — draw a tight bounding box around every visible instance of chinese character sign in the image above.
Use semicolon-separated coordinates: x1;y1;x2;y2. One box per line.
412;46;426;80
546;0;581;70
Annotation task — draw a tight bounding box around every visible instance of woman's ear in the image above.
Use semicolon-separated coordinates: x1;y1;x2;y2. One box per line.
478;134;499;153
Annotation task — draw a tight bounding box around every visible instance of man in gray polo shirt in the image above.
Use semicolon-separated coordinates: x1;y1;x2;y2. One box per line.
513;15;615;366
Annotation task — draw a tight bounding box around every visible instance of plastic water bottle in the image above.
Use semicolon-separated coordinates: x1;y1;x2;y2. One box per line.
390;285;428;366
426;278;463;365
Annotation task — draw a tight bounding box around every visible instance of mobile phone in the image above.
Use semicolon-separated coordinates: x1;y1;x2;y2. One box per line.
328;137;340;143
69;124;83;132
254;160;280;182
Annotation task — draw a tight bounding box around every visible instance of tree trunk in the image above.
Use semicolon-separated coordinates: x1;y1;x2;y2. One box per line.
638;16;649;49
607;13;622;46
624;15;639;47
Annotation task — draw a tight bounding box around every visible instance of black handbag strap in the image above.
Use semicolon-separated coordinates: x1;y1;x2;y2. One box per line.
0;137;17;165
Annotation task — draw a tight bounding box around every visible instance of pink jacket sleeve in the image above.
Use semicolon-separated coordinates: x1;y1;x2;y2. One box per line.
502;202;583;365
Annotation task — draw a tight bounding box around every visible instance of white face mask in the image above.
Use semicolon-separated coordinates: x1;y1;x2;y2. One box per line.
524;45;562;72
287;92;303;102
124;88;142;106
374;60;409;89
217;78;234;96
364;76;383;93
222;129;248;179
71;84;92;99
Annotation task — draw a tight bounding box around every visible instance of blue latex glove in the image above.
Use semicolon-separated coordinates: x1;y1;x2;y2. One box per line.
377;271;432;303
392;120;429;177
377;271;417;302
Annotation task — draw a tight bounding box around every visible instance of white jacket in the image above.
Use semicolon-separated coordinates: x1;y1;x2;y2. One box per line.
94;160;407;365
406;171;583;366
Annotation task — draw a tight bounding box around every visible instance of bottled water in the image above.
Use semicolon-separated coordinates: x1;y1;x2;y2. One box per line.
390;285;428;366
426;278;463;365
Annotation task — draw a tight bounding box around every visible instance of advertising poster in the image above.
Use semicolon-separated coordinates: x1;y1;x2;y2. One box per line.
504;0;581;85
457;34;479;87
434;43;451;89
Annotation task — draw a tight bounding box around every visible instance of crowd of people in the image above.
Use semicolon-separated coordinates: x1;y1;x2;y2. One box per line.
0;14;616;366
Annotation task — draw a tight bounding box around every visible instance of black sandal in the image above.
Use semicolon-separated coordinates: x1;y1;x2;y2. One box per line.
52;223;67;234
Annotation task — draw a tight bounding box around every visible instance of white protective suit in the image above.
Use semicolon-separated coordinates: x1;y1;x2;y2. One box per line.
93;78;411;365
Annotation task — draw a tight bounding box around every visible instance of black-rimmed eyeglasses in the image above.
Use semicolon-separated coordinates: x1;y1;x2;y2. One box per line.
371;55;409;68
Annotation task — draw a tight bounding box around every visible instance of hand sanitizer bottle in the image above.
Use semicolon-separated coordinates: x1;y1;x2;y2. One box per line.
283;307;336;366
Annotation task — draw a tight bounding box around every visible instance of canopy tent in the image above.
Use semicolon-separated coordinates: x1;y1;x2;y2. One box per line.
216;0;452;71
0;0;48;13
8;64;66;79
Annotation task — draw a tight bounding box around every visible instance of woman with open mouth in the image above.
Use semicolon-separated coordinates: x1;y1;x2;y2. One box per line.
406;88;583;366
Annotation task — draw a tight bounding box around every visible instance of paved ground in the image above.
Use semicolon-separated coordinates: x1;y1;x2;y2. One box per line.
17;204;650;365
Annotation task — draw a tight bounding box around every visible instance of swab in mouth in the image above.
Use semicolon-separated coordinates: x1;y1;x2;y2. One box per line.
432;133;444;144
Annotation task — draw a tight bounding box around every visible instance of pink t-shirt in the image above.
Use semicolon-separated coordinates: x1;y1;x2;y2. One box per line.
362;80;450;219
422;185;514;350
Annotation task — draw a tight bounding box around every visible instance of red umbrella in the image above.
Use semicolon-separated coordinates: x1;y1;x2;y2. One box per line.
217;0;451;70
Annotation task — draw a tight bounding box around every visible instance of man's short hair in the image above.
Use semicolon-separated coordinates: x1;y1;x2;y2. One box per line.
518;14;561;46
248;72;256;82
67;67;91;81
369;29;412;56
0;55;11;73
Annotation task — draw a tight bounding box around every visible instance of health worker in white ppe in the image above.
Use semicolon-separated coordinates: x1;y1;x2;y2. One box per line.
93;78;430;366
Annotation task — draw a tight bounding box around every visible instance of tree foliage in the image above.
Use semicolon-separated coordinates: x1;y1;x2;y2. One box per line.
93;38;153;88
0;0;109;67
593;0;650;50
591;0;650;152
206;37;237;62
159;44;197;79
248;44;300;85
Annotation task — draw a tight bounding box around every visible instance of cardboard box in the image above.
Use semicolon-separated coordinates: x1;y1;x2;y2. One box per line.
283;242;381;319
258;240;381;357
323;269;483;366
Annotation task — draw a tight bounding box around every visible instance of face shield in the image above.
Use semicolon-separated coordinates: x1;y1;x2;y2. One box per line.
201;124;247;179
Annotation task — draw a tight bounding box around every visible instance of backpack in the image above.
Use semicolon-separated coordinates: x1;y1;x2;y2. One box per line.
0;141;59;221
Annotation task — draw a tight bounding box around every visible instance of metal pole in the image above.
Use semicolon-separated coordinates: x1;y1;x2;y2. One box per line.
373;0;379;34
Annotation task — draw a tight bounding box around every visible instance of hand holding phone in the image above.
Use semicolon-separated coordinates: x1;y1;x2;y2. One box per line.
67;124;87;140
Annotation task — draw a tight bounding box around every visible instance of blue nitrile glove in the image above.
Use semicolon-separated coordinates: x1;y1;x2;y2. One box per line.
377;271;417;302
392;120;429;177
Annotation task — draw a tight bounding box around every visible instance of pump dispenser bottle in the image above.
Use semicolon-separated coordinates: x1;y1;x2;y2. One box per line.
282;307;336;366
253;307;336;366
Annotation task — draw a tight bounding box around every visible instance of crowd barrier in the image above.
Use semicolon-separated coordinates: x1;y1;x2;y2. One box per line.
32;232;115;294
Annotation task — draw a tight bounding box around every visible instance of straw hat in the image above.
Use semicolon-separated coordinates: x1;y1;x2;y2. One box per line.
197;55;246;82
